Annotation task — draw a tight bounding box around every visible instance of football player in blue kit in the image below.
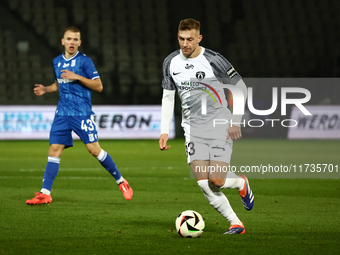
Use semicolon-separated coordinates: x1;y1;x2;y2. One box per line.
26;27;133;205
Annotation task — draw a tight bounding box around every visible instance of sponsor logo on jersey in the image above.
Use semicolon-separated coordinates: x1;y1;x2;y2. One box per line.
196;71;205;80
173;72;181;75
177;80;223;107
179;81;202;90
185;64;194;69
57;78;74;84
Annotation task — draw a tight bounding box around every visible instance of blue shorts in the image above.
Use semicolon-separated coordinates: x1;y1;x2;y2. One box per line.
50;115;98;148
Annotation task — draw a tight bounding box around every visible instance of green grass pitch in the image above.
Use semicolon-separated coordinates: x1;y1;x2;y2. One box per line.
0;139;339;255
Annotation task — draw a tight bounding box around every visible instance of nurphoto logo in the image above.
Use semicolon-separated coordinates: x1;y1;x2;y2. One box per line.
197;79;312;128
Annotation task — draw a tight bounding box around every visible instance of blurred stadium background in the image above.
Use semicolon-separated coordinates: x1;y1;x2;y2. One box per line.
0;0;339;138
0;3;339;253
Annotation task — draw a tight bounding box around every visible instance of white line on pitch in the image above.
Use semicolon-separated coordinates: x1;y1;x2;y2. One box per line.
0;176;192;180
16;166;181;172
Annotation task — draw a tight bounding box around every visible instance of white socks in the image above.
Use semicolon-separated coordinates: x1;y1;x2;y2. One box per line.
197;179;242;226
220;171;245;191
40;188;51;195
96;149;107;162
116;176;124;185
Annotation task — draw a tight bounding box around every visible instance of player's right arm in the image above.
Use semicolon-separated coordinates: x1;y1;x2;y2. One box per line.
159;51;178;151
159;89;175;151
159;133;170;151
34;82;58;96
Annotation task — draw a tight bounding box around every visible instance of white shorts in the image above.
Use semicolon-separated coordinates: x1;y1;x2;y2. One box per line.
185;136;233;164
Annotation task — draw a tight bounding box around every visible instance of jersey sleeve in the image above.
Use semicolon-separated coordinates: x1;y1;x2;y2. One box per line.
83;57;100;80
204;49;241;85
161;51;179;91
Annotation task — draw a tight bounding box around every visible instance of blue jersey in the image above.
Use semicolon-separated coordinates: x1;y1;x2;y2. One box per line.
52;51;100;116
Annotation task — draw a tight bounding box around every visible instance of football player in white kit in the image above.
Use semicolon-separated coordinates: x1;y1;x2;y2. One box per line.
159;19;254;234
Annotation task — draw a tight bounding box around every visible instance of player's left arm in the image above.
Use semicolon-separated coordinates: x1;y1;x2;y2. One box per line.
211;53;248;141
60;70;103;92
227;79;247;141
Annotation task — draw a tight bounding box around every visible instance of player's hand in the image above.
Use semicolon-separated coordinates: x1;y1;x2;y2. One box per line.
61;69;79;80
227;125;242;141
159;134;170;150
34;84;46;96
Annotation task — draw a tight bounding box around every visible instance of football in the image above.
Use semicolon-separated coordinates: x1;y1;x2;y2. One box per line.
175;210;205;238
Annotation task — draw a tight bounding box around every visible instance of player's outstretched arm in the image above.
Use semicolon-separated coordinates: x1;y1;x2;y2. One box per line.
34;82;58;96
159;133;171;150
60;69;103;92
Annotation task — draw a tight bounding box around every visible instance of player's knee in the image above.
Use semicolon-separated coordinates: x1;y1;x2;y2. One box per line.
86;142;101;157
87;147;99;157
48;144;64;158
90;149;99;157
209;178;225;188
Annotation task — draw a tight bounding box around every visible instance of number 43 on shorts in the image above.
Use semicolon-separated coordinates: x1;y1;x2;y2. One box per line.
81;118;95;132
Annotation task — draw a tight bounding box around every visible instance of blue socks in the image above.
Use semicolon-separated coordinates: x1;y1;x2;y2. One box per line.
97;149;124;184
41;156;60;195
40;150;123;196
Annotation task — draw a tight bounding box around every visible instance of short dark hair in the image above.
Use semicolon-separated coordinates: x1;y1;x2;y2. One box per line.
63;27;81;37
178;18;201;33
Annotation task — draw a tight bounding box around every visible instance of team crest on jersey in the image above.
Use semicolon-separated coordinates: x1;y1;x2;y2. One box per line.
196;71;205;80
71;59;76;67
185;63;194;69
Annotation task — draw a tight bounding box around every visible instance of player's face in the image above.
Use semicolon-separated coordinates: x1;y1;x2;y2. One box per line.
177;29;202;58
61;31;81;58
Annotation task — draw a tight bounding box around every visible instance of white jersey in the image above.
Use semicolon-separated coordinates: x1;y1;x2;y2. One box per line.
162;47;242;140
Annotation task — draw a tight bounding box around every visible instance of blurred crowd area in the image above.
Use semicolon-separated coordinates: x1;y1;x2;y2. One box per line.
0;0;339;106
